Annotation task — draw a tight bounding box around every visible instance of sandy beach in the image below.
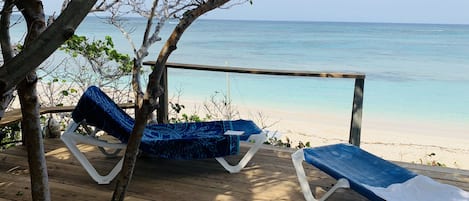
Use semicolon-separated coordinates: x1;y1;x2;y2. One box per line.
178;97;469;170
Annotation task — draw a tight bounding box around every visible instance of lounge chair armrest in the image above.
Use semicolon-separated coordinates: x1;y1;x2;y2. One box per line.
216;131;267;173
62;121;126;149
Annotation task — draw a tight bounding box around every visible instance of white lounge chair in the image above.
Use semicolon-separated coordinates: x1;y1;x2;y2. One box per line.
292;143;469;201
61;86;266;184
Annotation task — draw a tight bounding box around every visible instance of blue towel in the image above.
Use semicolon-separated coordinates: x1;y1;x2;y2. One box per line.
304;143;417;201
72;86;262;160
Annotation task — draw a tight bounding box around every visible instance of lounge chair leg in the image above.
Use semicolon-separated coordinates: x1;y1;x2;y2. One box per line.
292;149;350;201
292;149;318;201
82;125;123;158
61;121;126;184
319;178;350;201
215;132;267;173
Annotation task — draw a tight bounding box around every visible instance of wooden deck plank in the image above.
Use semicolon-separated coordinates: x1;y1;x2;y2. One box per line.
1;139;468;201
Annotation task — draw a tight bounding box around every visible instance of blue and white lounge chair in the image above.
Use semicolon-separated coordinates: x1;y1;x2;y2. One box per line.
61;86;266;184
292;143;469;201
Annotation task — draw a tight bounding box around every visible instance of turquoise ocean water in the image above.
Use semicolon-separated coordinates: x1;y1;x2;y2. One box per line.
9;17;469;134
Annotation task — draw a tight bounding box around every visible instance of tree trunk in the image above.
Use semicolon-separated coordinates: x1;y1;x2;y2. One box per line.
111;104;148;200
14;1;50;200
111;1;230;200
17;77;50;201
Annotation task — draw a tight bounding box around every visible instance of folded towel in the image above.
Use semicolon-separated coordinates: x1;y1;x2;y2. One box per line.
365;175;469;201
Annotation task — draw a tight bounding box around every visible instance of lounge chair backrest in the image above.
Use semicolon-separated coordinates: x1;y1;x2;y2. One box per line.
72;86;135;143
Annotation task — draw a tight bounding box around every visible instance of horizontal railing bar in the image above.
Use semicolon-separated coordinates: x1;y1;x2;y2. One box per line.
143;62;366;79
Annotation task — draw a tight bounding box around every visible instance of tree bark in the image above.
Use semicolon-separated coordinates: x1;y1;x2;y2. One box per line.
13;1;50;200
17;77;49;201
0;0;14;61
112;1;230;200
0;0;15;119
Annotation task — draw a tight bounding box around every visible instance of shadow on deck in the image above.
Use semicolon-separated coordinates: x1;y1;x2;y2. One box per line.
1;139;468;200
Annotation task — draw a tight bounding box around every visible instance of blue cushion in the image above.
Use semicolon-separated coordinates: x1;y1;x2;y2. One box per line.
72;86;262;160
304;143;417;201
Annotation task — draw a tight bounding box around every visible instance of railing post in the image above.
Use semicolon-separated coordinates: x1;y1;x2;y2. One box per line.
349;78;364;146
157;65;169;124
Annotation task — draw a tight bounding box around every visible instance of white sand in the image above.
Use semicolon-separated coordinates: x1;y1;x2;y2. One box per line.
179;98;469;170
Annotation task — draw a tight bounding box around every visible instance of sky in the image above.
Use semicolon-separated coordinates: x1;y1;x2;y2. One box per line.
42;0;469;24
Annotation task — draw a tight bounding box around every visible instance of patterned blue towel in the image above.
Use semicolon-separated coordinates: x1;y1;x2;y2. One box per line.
72;86;262;160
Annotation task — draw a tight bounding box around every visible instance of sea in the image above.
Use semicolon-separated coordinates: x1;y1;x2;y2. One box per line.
8;16;469;139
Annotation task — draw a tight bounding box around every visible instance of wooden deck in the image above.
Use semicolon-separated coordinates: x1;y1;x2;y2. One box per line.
1;139;468;201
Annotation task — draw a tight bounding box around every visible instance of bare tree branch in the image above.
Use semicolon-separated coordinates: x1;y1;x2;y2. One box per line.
60;0;120;13
141;0;158;52
0;0;15;119
92;0;121;11
219;0;250;9
1;0;14;61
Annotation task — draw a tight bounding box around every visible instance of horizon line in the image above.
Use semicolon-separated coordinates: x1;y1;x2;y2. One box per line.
12;13;469;26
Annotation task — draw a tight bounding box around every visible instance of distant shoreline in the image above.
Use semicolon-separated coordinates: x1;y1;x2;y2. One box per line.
12;14;466;26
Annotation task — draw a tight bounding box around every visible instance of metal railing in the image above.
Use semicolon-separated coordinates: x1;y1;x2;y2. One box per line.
143;62;365;146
